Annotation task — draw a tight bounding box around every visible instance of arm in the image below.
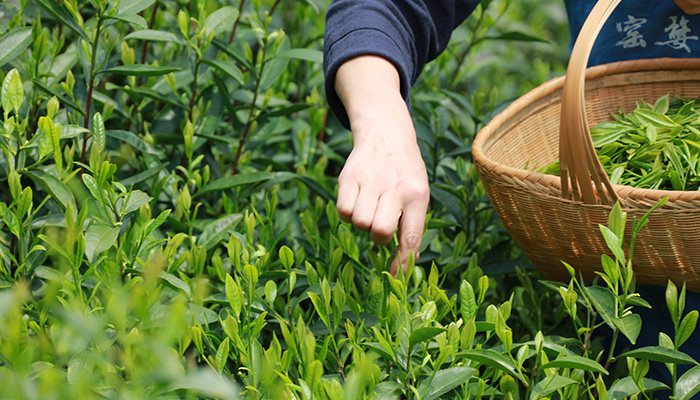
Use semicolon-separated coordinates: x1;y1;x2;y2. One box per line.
334;55;429;275
324;0;478;273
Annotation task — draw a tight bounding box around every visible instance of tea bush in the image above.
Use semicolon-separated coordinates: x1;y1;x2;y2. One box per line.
1;0;699;399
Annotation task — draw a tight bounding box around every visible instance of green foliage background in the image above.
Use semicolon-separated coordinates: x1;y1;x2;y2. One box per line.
3;0;700;399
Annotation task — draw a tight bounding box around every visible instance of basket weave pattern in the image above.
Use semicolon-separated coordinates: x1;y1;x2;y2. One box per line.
472;59;700;290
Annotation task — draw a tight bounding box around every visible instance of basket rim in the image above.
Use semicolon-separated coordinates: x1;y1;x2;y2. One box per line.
472;57;700;208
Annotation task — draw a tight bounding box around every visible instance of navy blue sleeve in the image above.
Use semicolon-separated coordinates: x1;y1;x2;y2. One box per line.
323;0;479;129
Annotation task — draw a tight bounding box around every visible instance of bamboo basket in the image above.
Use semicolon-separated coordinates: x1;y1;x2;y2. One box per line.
471;0;700;291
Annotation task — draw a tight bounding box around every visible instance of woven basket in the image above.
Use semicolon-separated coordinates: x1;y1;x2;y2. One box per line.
471;0;700;291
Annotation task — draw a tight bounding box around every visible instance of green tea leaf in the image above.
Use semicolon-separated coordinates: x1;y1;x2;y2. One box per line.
417;367;476;400
202;6;240;37
0;28;32;69
215;337;230;374
2;69;23;114
159;271;191;296
122;190;152;215
409;327;446;349
100;65;181;77
279;246;294;270
23;170;75;209
460;280;477;322
677;310;699;348
457;349;521;381
102;14;147;29
608;377;669;400
541;355;608;374
225;274;243;317
116;0;157;15
85;223;120;263
529;375;577;400
35;0;90;41
202;59;244;85
677;365;700;400
124;29;186;44
617;346;698;364
195;172;272;198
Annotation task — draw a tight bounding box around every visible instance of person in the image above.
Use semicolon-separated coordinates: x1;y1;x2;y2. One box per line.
323;0;700;396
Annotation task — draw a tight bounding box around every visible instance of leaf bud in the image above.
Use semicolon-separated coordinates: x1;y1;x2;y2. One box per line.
47;96;59;119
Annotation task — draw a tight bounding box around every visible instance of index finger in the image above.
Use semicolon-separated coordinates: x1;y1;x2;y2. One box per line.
390;201;427;276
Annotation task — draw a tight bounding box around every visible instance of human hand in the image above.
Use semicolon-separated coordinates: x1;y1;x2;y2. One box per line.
337;108;430;276
334;55;430;275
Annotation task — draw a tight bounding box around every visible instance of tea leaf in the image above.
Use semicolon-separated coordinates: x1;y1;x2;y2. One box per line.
617;346;698;364
608;377;669;400
124;29;186;44
85;223;120;263
409;327;446;349
116;0;157;16
202;59;244;85
460;280;477;322
0;28;32;69
417;367;476;400
677;365;700;400
457;349;521;381
23;170;75;210
100;65;181;77
541;355;608;374
529;375;577;400
202;6;240;37
677;310;699;348
195;172;272;198
35;0;90;41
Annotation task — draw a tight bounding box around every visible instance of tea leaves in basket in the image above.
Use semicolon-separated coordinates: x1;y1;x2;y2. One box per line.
540;94;700;191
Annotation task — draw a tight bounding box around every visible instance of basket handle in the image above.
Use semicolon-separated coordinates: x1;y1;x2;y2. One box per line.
559;0;621;205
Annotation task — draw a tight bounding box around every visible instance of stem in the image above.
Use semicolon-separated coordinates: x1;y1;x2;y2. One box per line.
188;61;201;121
80;15;104;167
228;0;245;44
137;2;160;88
231;41;266;174
603;330;619;370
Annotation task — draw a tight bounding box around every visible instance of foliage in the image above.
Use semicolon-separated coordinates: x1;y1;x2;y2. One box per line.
540;94;700;191
0;0;697;399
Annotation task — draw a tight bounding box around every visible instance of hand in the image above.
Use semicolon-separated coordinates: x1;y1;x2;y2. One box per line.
337;109;430;275
334;56;430;275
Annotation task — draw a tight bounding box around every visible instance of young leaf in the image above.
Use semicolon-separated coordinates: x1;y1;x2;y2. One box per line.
215;337;230;374
225;274;243;318
1;69;23;114
676;310;699;348
460;280;477;322
279;246;294;270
